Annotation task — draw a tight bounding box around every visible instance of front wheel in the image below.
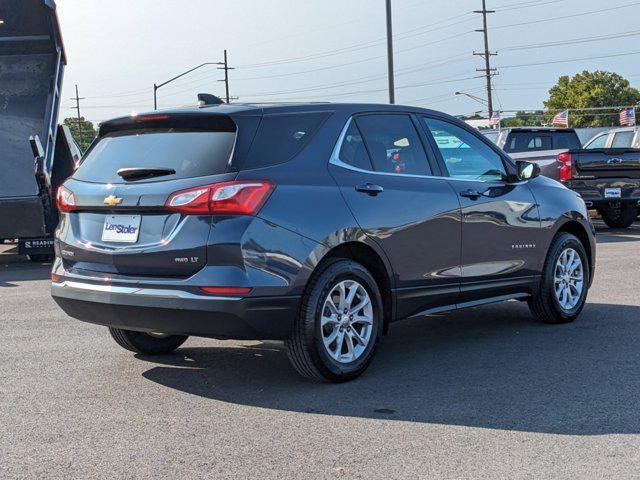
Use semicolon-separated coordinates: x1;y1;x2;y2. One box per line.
285;259;383;382
109;327;188;355
529;232;590;324
601;207;637;229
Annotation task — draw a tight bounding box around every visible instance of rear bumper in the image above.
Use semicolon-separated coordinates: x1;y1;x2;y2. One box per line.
51;279;299;340
564;179;640;210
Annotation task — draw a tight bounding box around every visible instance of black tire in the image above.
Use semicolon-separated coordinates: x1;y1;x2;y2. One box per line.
27;254;54;263
601;207;637;229
285;259;384;382
528;232;590;324
108;327;188;355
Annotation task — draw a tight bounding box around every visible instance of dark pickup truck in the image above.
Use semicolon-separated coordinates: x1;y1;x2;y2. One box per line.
558;148;640;228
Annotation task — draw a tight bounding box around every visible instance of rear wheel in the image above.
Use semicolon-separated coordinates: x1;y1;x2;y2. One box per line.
601;206;637;229
285;259;383;382
529;232;589;324
109;327;188;355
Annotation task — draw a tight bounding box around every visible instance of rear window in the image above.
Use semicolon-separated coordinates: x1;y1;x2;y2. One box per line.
74;128;236;183
242;112;330;169
504;131;580;153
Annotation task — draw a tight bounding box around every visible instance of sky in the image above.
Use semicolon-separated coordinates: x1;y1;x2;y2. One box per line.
54;0;640;125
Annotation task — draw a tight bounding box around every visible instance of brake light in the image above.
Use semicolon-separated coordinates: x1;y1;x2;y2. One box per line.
165;181;275;215
558;152;572;182
56;185;76;212
199;286;252;295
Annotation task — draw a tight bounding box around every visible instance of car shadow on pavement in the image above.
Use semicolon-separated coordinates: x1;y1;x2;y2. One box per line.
140;300;640;435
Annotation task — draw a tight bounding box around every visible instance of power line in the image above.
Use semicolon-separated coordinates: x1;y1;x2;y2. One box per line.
493;1;640;30
497;29;640;52
494;0;566;12
498;49;640;68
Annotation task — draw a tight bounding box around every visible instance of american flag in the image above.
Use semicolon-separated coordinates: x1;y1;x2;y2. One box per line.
620;107;636;126
552;109;569;127
489;111;501;127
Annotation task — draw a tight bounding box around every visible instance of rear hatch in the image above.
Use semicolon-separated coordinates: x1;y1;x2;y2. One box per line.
574;148;640;179
57;113;238;278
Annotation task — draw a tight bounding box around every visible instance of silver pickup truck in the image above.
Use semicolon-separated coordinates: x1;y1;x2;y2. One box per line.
496;127;582;181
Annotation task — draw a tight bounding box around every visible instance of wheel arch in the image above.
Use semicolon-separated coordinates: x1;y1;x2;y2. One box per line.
315;240;394;335
553;218;595;282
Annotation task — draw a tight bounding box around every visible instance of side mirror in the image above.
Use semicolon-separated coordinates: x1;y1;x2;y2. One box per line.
516;160;540;181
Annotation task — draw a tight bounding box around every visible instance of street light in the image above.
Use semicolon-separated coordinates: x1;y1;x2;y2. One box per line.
455;91;489;107
153;62;224;110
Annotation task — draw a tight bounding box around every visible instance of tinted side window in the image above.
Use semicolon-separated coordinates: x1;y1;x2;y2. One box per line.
424;117;506;182
338;121;373;170
612;131;635;148
355;114;432;175
243;112;330;169
585;133;608;149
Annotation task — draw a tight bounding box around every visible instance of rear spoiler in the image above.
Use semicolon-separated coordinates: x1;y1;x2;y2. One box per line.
99;113;237;136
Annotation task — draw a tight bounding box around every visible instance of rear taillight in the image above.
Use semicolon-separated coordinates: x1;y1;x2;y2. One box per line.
56;185;76;212
165;180;275;215
558;152;572;182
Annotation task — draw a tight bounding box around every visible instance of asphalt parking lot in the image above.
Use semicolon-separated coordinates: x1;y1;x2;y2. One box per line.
1;222;639;479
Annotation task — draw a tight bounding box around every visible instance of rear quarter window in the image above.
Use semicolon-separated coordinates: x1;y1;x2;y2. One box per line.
242;112;331;169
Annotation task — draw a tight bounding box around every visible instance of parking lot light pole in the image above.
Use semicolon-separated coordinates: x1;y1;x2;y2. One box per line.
153;62;223;110
386;0;395;104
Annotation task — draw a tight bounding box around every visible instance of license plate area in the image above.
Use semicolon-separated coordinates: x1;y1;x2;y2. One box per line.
604;188;621;199
101;215;142;243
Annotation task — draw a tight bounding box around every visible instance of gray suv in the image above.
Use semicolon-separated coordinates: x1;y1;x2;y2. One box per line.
51;103;596;382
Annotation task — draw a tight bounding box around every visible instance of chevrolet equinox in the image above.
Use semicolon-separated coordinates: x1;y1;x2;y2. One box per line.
51;103;596;382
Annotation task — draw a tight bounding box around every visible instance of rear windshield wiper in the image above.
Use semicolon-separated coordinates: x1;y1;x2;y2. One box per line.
116;167;176;181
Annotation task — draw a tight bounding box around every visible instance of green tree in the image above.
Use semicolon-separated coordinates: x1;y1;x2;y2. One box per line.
501;110;546;128
544;71;640;127
63;117;97;152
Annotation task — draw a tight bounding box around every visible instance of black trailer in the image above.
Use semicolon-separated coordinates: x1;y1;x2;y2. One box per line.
0;0;79;260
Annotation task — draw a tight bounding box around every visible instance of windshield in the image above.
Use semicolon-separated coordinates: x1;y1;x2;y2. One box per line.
74;128;236;183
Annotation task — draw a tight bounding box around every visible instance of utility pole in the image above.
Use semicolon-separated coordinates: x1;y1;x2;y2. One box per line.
71;84;85;147
385;0;395;104
217;49;235;103
474;0;497;116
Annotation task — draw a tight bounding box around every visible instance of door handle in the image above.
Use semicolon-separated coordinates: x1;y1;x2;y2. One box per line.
460;189;482;200
355;183;384;196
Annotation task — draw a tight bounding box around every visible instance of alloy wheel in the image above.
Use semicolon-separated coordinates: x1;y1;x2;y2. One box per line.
553;247;584;311
320;280;374;364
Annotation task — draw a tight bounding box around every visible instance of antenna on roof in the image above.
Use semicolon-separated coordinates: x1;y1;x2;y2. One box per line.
198;93;225;107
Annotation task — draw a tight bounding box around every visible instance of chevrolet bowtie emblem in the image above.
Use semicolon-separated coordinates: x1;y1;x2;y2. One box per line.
103;195;122;206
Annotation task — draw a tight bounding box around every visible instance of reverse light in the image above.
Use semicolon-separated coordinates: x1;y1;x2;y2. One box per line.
557;152;572;182
165;180;275;215
56;185;76;212
199;286;252;295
